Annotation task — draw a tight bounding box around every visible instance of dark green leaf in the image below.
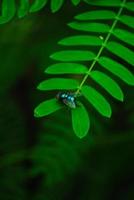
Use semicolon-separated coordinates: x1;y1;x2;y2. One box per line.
37;78;79;90
106;41;134;66
71;102;90;138
99;57;134;86
75;10;116;20
30;0;48;12
83;0;122;6
90;70;124;101
51;0;64;13
58;35;103;46
125;2;134;11
45;63;88;74
71;0;81;5
18;0;29;18
50;50;95;61
0;0;16;24
34;98;63;117
82;85;112;118
68;22;110;32
120;15;134;29
113;29;134;46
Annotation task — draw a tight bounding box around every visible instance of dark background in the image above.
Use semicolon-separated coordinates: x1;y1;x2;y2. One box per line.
0;1;134;200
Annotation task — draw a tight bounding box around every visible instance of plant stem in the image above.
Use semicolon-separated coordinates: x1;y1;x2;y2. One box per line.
75;0;126;96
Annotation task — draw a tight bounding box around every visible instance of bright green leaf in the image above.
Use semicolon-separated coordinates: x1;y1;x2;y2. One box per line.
71;102;90;138
90;70;124;101
51;0;64;13
30;0;48;12
68;22;110;32
106;41;134;66
37;78;79;90
34;98;63;117
18;0;29;18
99;57;134;86
58;35;103;46
82;85;112;118
113;29;134;46
75;10;116;20
45;63;88;74
120;15;134;29
0;0;16;24
50;50;95;61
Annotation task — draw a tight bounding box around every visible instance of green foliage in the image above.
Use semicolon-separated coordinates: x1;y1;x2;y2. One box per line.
35;0;134;138
0;0;84;24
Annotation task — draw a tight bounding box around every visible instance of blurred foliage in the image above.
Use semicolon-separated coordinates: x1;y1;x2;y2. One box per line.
0;0;134;200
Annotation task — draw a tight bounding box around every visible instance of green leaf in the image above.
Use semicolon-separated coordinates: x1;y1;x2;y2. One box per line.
34;98;63;117
99;57;134;86
71;102;90;138
30;0;48;12
0;0;16;24
82;85;112;118
68;22;110;33
50;50;95;61
75;10;116;20
106;41;134;66
125;2;134;11
71;0;81;5
90;70;124;101
83;0;122;6
120;15;134;29
58;35;103;46
37;78;79;90
113;29;134;46
18;0;29;18
45;63;88;74
51;0;64;13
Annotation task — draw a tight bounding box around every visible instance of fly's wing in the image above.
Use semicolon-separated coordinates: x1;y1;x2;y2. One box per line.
63;99;76;109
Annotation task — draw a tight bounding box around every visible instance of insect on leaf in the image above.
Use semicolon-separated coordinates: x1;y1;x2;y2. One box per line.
71;102;90;138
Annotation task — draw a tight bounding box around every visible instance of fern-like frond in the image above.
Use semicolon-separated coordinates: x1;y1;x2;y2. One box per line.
0;0;84;24
35;0;134;138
